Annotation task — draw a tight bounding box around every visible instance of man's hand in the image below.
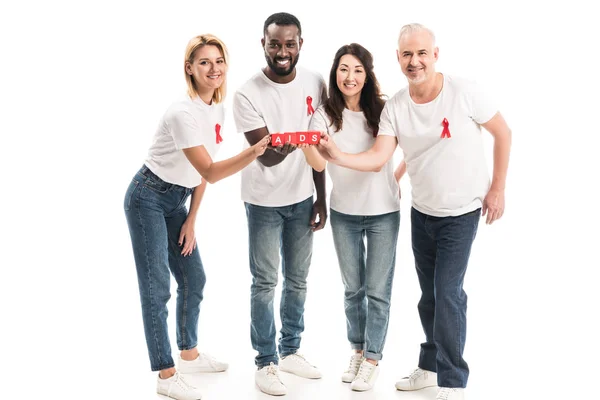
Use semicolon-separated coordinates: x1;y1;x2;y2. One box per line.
310;198;328;231
482;188;505;224
270;141;297;155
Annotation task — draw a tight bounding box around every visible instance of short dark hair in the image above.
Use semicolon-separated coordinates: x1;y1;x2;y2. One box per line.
263;12;302;37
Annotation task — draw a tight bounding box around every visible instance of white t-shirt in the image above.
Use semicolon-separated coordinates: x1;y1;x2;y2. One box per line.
310;106;400;216
233;67;326;207
379;75;497;217
145;96;224;188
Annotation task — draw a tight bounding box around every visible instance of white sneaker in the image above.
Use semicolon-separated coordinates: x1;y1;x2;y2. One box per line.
437;387;465;400
341;353;363;383
178;353;228;373
279;353;322;379
350;360;379;391
255;362;287;396
395;367;437;391
157;372;202;400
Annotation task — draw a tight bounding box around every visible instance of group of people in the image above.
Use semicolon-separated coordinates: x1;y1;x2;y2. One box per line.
123;12;511;400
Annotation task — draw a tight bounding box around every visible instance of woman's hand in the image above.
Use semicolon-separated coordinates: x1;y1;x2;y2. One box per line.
178;218;197;257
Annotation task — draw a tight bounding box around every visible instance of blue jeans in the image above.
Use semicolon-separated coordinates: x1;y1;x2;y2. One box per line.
245;197;314;368
124;165;204;371
411;207;480;388
330;209;400;361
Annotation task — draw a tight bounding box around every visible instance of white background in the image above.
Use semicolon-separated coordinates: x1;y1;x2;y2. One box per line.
1;0;598;399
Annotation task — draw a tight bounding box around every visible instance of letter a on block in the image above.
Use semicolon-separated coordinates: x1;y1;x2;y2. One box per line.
271;134;284;145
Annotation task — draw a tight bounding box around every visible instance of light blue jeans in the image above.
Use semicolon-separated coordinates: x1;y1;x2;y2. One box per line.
330;209;400;361
245;197;314;368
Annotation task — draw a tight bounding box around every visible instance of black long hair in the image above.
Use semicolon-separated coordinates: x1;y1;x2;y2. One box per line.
323;43;385;137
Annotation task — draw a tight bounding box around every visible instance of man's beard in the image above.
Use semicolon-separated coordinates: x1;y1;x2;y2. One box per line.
265;54;300;77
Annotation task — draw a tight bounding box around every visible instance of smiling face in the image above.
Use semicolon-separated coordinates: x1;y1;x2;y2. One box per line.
262;23;303;79
336;54;366;104
185;44;226;94
397;30;438;85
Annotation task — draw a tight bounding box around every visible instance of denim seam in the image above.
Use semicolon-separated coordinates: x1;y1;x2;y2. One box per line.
137;200;164;368
280;227;288;351
357;229;366;343
167;189;190;218
125;180;139;211
175;236;189;349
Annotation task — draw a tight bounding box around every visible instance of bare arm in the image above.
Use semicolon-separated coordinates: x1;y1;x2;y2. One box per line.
244;127;296;168
300;145;326;172
178;180;207;256
481;111;512;224
394;160;406;182
182;136;270;184
187;180;206;223
319;134;398;172
310;168;327;231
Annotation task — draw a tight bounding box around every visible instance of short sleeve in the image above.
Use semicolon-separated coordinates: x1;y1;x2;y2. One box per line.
233;91;266;133
377;101;397;138
467;82;498;124
309;107;331;134
167;110;204;150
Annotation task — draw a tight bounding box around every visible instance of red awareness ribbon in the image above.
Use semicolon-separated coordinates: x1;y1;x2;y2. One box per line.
306;96;315;116
215;123;223;144
440;118;451;138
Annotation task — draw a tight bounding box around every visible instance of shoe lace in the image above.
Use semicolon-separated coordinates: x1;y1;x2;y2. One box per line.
203;353;218;365
437;387;457;400
174;373;197;392
266;362;282;382
408;368;425;380
289;353;312;366
345;355;362;373
355;362;374;382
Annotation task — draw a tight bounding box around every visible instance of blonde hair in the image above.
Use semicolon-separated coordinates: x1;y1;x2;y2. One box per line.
184;34;229;103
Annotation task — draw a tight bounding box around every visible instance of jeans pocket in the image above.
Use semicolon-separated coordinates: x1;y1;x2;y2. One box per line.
143;176;170;193
124;179;139;211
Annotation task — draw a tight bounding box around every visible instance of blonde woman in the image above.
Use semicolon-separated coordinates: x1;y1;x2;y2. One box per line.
124;34;269;400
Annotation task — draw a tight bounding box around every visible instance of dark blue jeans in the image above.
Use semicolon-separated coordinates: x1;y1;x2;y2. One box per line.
411;207;480;388
245;197;314;368
124;165;203;371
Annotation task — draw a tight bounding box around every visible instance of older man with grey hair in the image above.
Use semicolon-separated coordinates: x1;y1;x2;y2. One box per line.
316;23;512;400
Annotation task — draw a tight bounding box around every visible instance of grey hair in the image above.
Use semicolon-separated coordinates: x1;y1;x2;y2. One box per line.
398;23;436;46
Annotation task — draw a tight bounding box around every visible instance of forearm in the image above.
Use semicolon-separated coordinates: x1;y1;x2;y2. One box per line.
312;169;326;202
490;130;512;191
204;147;256;183
336;150;386;172
394;160;406;181
302;147;326;172
187;181;207;223
257;148;287;167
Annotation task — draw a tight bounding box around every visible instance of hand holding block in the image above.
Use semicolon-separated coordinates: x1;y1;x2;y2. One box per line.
271;132;296;146
270;131;320;145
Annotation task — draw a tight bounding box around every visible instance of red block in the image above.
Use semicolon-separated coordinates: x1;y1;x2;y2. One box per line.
298;131;320;144
270;131;320;145
271;132;296;146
